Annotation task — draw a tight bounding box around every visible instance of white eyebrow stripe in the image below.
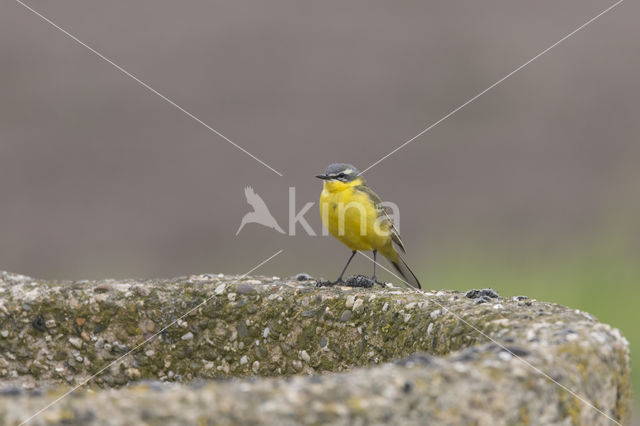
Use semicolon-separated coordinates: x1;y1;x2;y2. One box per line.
343;169;353;175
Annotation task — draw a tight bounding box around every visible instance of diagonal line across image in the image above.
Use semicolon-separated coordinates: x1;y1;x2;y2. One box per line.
357;252;623;426
359;0;624;176
14;0;284;177
10;0;628;424
18;249;284;425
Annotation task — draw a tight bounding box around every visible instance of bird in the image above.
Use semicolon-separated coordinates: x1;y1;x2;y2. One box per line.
236;186;285;235
316;163;421;289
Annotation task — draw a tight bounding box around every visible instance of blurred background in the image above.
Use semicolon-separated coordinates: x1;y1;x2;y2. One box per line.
1;0;638;420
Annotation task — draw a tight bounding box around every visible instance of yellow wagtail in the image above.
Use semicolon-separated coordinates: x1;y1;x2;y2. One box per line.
316;163;422;289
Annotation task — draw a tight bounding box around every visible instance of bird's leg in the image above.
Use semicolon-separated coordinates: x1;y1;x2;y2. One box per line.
333;250;356;284
371;250;386;287
372;249;377;282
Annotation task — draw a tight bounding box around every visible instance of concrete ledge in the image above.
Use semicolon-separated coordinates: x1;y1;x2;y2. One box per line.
0;271;631;425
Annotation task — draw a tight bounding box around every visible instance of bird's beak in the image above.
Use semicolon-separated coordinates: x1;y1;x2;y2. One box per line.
315;174;331;180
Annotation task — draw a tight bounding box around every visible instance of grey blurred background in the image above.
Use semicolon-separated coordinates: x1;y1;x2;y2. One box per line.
1;0;638;417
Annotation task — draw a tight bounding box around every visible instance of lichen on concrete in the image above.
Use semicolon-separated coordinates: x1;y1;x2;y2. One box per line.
0;270;631;425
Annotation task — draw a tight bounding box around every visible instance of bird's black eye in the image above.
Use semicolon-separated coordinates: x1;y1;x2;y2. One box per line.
337;173;346;179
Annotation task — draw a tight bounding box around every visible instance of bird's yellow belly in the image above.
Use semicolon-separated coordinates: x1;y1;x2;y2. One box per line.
319;187;390;252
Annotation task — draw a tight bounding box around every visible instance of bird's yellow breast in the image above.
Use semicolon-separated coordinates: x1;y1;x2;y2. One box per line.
319;178;392;252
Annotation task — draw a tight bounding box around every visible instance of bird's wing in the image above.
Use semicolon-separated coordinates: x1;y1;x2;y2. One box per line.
244;186;270;212
354;184;406;253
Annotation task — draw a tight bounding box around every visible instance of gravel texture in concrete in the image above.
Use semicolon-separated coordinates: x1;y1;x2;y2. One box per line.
0;270;631;425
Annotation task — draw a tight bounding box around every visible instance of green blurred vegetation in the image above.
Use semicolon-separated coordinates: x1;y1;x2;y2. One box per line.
420;235;637;414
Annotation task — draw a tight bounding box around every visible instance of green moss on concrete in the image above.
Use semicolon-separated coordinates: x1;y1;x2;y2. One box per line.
0;271;631;425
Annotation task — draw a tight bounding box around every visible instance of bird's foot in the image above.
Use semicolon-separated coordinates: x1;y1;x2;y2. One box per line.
344;275;377;288
370;276;388;288
315;279;344;287
316;276;387;288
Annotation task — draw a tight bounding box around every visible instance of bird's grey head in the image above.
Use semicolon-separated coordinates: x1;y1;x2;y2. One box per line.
315;163;360;182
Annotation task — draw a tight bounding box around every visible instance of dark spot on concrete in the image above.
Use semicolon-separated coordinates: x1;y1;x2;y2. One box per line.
340;310;352;322
309;375;324;384
395;353;432;367
237;321;249;338
0;387;22;397
452;347;480;362
94;284;111;293
296;273;313;281
473;296;493;305
141;409;153;421
111;342;129;354
237;284;257;295
403;381;413;394
502;346;530;357
466;288;499;299
345;275;375;288
75;409;96;423
32;314;46;332
315;280;339;287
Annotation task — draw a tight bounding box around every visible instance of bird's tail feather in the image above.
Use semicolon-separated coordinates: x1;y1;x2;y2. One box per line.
390;256;422;289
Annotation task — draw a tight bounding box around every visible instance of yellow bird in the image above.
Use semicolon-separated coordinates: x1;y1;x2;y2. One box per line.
316;163;421;289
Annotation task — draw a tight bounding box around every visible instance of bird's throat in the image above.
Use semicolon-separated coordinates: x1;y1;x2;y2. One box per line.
323;177;364;193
